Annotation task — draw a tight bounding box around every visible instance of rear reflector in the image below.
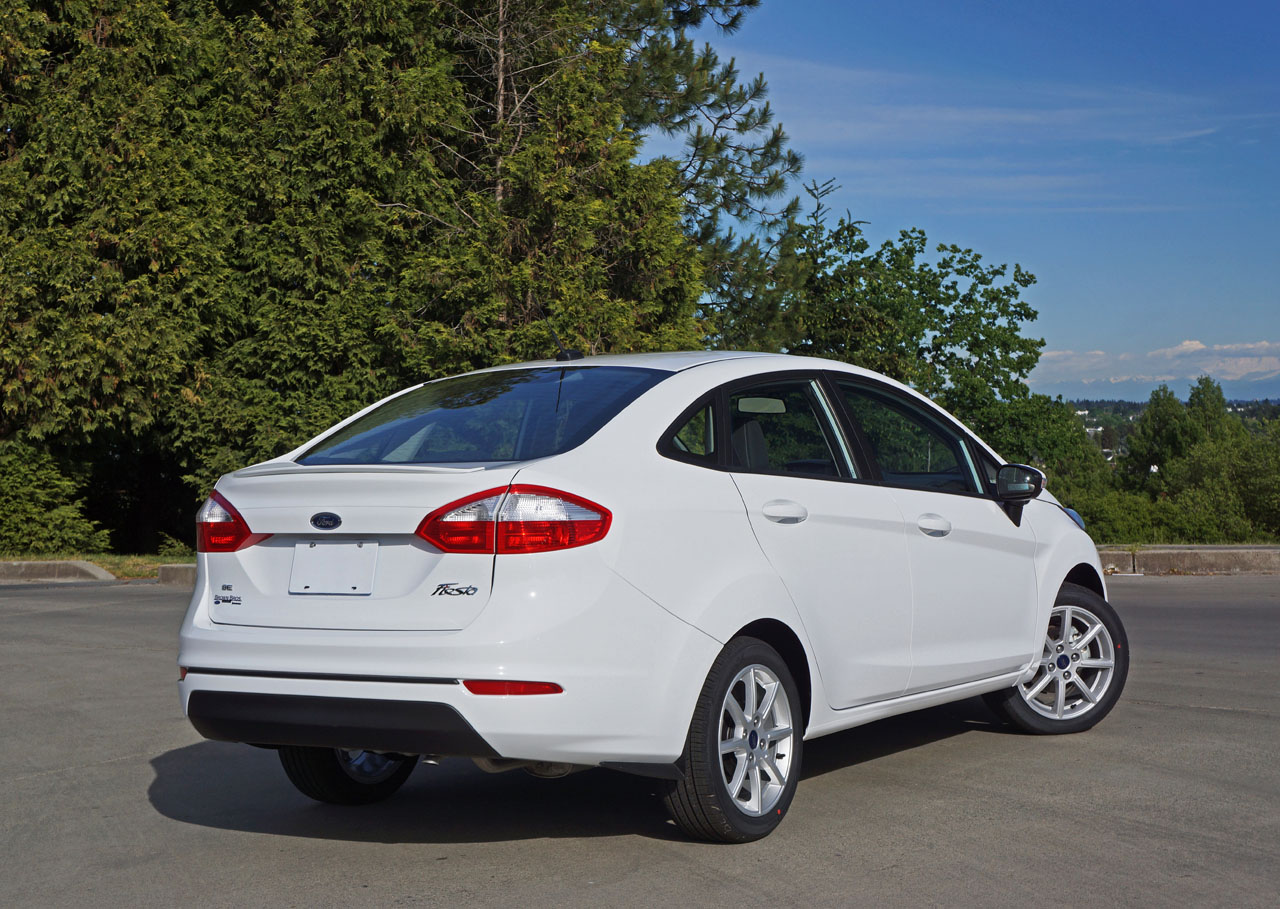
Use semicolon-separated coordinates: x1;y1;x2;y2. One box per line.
416;485;610;554
196;490;272;553
463;680;564;696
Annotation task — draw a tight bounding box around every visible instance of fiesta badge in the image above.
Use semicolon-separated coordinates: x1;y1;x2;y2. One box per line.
310;512;342;531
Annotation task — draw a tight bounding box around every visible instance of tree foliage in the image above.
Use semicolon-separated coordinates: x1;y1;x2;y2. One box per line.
0;441;109;553
732;183;1043;423
4;2;1274;552
2;0;711;543
1045;378;1280;544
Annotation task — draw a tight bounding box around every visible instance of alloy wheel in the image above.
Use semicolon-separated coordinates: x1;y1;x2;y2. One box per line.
1020;604;1117;721
336;749;406;784
718;664;795;816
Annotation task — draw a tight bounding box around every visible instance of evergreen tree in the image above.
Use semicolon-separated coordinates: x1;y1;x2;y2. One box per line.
1;0;704;546
609;0;805;345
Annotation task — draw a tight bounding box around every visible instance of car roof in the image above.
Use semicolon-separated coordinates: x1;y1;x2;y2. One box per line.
473;349;891;376
473;350;769;373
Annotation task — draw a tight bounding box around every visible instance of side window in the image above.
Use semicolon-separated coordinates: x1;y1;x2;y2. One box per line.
667;402;717;463
728;380;851;478
837;382;979;494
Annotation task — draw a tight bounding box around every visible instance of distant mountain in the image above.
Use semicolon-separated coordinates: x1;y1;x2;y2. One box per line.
1029;376;1280;402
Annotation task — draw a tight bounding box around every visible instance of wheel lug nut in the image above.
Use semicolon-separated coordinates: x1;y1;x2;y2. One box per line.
1056;644;1064;653
1072;652;1080;661
1063;670;1071;679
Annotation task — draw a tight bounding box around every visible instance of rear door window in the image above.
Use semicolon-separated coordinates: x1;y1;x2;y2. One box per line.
300;366;666;465
727;379;853;478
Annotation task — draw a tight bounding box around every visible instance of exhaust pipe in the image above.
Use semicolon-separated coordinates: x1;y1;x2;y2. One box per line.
471;757;584;778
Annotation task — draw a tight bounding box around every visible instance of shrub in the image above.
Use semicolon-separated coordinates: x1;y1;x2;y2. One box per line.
0;441;110;553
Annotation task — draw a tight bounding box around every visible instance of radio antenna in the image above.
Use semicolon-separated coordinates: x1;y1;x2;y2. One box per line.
549;327;584;362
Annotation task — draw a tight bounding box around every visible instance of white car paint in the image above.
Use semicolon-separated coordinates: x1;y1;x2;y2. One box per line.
179;351;1107;771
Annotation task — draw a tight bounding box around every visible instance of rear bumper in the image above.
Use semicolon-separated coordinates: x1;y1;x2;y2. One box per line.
179;560;723;765
187;690;498;756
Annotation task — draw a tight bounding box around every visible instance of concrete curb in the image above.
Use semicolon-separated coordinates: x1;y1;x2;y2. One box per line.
0;560;115;582
1097;546;1280;576
157;564;197;587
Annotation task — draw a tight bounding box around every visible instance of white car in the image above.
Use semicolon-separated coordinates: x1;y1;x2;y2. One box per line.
179;351;1128;842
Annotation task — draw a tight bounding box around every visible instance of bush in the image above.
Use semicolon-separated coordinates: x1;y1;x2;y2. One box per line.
0;441;110;553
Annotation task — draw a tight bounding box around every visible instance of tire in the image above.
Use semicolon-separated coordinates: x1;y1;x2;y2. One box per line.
278;746;416;805
985;582;1129;735
664;637;803;843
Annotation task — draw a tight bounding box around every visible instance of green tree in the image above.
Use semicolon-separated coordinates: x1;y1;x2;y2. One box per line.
777;187;1042;422
1;0;706;534
1121;385;1202;490
0;441;110;553
610;1;805;345
1186;374;1233;440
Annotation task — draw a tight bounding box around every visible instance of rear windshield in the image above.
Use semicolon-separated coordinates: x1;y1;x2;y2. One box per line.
298;366;667;465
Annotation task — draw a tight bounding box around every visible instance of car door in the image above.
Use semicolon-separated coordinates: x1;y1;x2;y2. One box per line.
723;374;915;709
831;378;1039;693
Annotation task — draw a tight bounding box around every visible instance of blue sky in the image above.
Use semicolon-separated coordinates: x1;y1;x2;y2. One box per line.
683;0;1280;399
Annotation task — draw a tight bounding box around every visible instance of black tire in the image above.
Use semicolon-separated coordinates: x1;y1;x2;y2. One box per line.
664;637;804;843
278;746;416;805
985;582;1129;735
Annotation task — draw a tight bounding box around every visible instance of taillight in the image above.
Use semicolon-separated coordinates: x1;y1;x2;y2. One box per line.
416;485;611;554
196;490;271;552
415;487;508;554
495;486;611;553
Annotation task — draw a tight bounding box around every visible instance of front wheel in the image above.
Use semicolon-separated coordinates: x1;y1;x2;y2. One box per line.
278;746;416;805
985;582;1129;735
664;637;803;842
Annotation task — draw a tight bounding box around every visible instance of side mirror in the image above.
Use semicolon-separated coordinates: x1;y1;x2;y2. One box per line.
996;464;1044;503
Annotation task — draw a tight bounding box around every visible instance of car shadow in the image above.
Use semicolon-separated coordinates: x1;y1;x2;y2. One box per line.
148;696;1013;844
799;695;1014;780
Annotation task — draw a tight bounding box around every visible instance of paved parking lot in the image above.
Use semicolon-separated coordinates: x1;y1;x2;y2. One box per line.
2;576;1277;907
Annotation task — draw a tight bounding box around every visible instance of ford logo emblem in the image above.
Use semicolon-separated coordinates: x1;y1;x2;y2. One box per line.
310;512;342;531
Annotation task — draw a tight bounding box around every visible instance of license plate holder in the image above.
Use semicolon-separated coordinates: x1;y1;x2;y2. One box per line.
289;541;378;595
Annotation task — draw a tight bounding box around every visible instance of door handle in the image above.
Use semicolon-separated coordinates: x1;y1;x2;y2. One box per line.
917;513;952;537
762;500;808;524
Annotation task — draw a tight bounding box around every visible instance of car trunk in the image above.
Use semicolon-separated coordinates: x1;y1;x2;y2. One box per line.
205;461;520;631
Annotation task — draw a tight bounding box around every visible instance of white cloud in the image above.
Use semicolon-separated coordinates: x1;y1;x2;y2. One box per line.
1031;339;1280;385
1147;339;1207;358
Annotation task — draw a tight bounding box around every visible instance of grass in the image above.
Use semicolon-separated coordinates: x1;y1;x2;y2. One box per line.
0;552;196;579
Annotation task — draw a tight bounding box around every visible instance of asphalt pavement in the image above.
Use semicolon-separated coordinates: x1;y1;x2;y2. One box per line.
1;576;1277;907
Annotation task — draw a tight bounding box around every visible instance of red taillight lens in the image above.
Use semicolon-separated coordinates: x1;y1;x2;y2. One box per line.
463;679;563;695
416;485;610;554
196;490;271;552
415;487;508;554
496;486;611;553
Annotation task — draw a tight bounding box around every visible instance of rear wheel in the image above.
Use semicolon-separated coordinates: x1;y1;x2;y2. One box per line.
278;746;416;804
664;637;803;842
985;582;1129;735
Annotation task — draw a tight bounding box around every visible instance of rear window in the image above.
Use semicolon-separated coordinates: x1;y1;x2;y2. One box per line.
298;366;667;465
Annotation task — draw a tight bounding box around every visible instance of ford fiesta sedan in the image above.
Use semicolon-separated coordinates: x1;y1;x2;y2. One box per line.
179;351;1128;842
